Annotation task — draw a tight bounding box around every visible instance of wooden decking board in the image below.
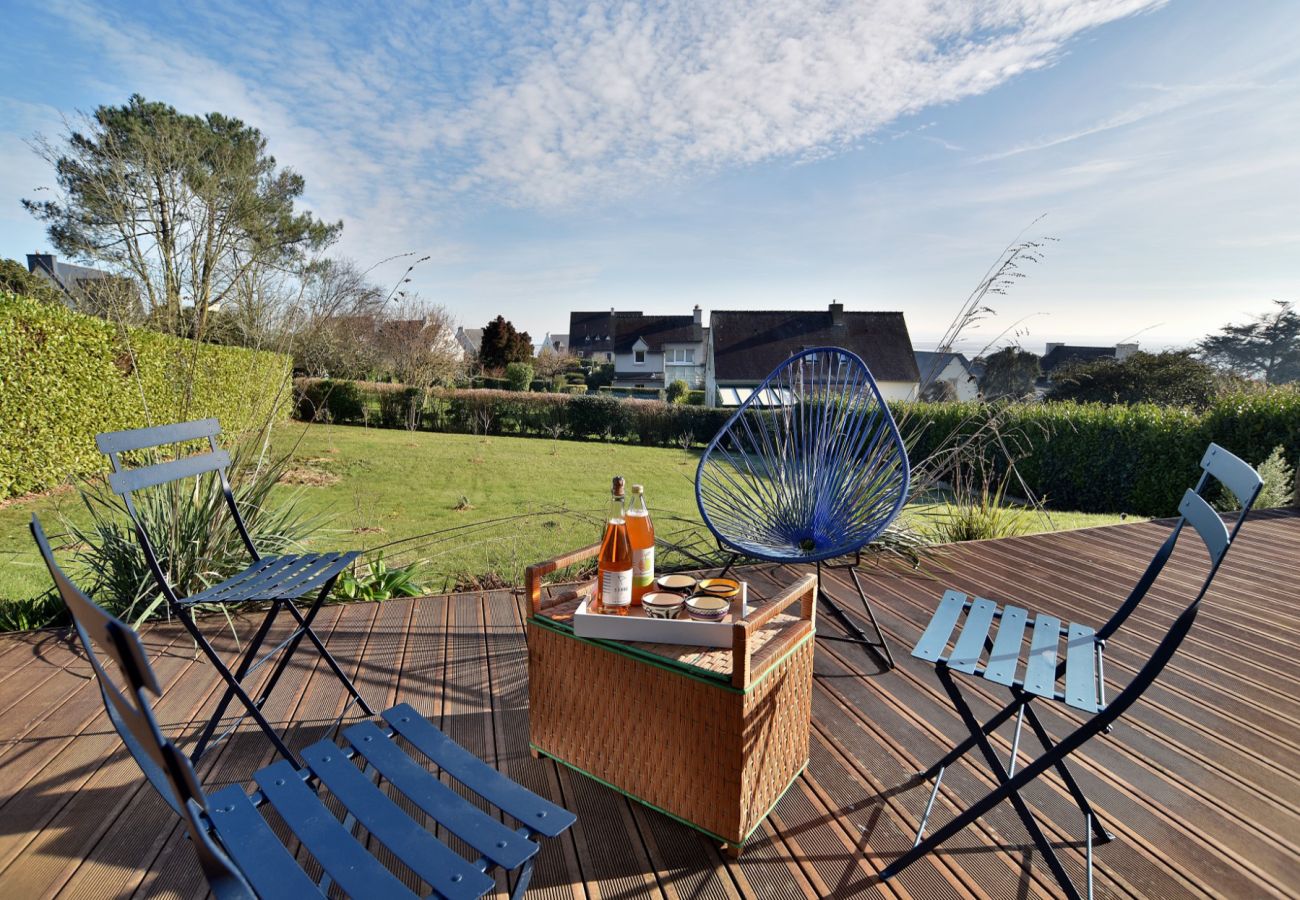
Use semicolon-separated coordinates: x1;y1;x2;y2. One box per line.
0;511;1296;898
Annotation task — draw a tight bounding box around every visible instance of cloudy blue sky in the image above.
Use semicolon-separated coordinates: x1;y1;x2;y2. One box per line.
2;0;1297;353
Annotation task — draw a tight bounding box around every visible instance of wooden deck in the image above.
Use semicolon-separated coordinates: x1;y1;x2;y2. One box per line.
1;510;1298;898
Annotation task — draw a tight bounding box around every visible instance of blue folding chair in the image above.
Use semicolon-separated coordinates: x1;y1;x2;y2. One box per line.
32;514;576;900
697;346;910;668
882;444;1262;899
96;418;373;766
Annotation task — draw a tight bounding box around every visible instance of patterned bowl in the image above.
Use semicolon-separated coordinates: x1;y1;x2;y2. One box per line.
685;595;730;622
641;592;684;619
656;573;697;593
697;578;740;599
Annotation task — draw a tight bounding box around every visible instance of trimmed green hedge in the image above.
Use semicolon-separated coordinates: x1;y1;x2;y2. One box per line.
895;392;1300;515
1;292;293;498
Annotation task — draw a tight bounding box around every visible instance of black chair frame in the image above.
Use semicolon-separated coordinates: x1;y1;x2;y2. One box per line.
97;418;375;766
882;443;1263;900
31;514;575;900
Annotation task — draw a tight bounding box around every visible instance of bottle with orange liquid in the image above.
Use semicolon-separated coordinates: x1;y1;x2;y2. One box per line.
626;484;655;605
594;476;632;615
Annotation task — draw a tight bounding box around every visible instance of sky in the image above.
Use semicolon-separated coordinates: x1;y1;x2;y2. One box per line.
2;0;1298;355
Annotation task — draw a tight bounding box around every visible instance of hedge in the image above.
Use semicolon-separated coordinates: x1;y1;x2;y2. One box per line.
1;292;293;499
292;377;1300;517
894;392;1300;515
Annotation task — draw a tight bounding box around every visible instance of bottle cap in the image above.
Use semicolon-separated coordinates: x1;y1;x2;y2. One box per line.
611;476;625;496
630;484;644;494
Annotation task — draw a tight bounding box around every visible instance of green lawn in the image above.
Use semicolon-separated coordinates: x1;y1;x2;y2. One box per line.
0;424;1134;607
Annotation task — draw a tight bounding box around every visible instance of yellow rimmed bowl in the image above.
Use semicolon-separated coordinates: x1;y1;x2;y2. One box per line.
697;578;740;599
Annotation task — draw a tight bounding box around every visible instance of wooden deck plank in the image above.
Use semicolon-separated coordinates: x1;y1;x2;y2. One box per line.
0;511;1293;899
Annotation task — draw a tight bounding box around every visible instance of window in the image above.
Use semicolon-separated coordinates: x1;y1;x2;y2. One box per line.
666;348;695;363
634;350;645;364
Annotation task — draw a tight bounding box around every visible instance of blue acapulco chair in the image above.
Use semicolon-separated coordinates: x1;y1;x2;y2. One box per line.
696;346;909;668
31;514;575;900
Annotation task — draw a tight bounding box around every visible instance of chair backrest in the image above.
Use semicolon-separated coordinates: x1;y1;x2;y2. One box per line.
30;515;254;899
1096;442;1263;644
96;419;258;601
696;346;909;562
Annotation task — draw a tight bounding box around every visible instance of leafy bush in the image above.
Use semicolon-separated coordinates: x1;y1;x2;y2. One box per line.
505;362;534;391
666;379;690;403
1047;351;1223;407
0;292;292;498
336;552;426;601
296;378;365;423
1254;446;1296;509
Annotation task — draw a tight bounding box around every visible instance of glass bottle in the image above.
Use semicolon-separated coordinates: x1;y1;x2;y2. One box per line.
626;484;655;605
594;476;632;615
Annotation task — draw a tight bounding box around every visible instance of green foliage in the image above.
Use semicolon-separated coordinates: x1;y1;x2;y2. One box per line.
586;363;615;389
479;316;533;370
666;379;690;403
897;389;1300;515
1047;350;1223;407
1198;300;1300;384
0;292;292;499
0;592;67;632
923;473;1030;543
63;444;319;625
0;258;65;306
980;347;1041;399
24;94;339;330
1254;446;1296;509
336;552;426;601
505;362;534;391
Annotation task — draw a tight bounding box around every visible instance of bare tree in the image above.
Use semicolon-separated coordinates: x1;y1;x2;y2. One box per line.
374;299;463;388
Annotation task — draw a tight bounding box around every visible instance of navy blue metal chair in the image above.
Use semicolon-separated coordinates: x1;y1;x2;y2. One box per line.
696;346;910;668
32;514;576;900
96;418;373;766
882;444;1262;900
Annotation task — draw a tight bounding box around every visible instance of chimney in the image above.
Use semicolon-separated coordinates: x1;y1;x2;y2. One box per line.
829;300;844;327
693;304;702;326
1115;342;1139;361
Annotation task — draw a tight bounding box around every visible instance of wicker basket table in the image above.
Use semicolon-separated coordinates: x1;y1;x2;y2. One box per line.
525;545;816;856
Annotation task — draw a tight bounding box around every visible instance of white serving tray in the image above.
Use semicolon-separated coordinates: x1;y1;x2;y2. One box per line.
572;586;749;648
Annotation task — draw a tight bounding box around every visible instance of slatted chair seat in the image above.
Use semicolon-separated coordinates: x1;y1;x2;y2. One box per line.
30;516;577;900
183;551;361;606
914;591;1105;713
883;444;1264;900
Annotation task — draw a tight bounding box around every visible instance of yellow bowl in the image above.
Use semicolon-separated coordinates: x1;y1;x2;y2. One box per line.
697;578;740;599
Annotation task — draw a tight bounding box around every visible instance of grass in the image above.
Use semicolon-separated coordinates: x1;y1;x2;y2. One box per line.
0;424;1135;608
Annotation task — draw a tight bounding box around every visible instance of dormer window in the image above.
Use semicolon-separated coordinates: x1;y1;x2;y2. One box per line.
634;350;646;365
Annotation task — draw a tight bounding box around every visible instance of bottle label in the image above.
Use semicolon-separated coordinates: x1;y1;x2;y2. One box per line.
601;568;632;607
633;547;655;587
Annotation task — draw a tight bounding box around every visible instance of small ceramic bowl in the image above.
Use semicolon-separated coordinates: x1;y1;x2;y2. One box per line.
641;592;684;619
685;595;730;622
697;578;740;599
656;573;697;593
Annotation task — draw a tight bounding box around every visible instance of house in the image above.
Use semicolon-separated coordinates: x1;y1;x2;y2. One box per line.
914;350;978;401
706;302;919;407
455;326;483;359
538;332;569;356
611;307;707;390
1039;342;1139;381
568;309;643;362
26;253;119;309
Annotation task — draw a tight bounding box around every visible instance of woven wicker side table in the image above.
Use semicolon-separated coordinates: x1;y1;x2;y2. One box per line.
525;545;816;856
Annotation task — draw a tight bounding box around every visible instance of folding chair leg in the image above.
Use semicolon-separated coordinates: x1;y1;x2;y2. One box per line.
885;666;1088;900
259;578;376;718
174;605;297;766
190;599;284;761
813;562;894;669
510;858;535;900
920;692;1028;780
1020;699;1114;844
